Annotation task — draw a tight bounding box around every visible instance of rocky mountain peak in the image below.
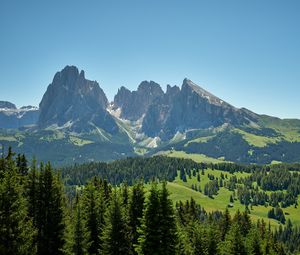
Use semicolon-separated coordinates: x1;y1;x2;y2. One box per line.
113;86;132;109
182;78;228;107
38;65;117;133
113;80;164;121
141;78;259;139
166;85;180;98
137;80;163;94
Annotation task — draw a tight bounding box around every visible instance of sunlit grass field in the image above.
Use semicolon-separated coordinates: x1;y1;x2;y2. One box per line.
163;168;300;229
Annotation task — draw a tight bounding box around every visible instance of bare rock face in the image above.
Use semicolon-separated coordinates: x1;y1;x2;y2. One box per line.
113;81;164;121
0;102;39;129
142;79;258;139
38;66;118;133
141;85;180;137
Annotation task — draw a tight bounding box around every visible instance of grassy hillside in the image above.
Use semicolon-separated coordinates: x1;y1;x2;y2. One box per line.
156;150;226;164
164;169;300;228
156;123;300;164
0;128;134;166
2;113;300;165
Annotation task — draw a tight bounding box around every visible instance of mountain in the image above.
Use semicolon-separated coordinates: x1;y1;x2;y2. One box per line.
38;65;118;134
142;79;259;139
0;101;39;129
1;65;300;165
113;80;164;121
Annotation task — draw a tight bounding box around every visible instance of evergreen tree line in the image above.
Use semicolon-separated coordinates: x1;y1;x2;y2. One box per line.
1;149;300;254
61;156;300;187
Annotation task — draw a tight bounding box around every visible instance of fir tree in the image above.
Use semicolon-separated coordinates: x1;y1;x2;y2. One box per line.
136;182;178;255
102;189;131;255
245;227;262;255
240;210;252;236
71;197;88;255
36;162;65;255
16;154;28;176
220;208;231;240
81;180;106;255
191;222;208;255
121;182;130;207
219;222;247;255
158;182;178;254
136;182;161;255
197;173;201;182
206;224;221;255
0;157;36;255
128;182;145;253
25;157;38;226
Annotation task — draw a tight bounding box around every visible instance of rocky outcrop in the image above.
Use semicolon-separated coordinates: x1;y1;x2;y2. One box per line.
0;102;39;129
38;66;118;133
113;81;164;121
141;85;180;137
142;79;259;139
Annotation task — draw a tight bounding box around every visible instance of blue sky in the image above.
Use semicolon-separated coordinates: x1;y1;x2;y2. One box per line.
0;0;299;118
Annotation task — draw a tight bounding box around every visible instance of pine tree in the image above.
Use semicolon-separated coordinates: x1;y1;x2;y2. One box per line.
121;182;130;207
71;197;88;255
241;210;252;236
36;162;65;255
246;227;262;255
220;208;231;240
136;182;161;255
102;189;131;255
197;173;201;182
25;157;38;226
128;182;145;253
189;222;208;255
158;182;178;255
206;223;221;255
16;154;28;176
136;182;178;255
0;157;36;255
5;146;15;161
219;222;247;255
81;180;106;254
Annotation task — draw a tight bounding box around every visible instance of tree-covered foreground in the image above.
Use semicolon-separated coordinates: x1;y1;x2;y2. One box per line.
1;148;300;254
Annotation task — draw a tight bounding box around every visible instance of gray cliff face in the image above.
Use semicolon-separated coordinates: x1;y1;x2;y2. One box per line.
142;79;259;139
0;102;39;129
141;85;180;137
38;66;118;133
113;81;164;121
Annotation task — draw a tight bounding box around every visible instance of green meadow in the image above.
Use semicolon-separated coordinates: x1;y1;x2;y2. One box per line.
161;168;300;229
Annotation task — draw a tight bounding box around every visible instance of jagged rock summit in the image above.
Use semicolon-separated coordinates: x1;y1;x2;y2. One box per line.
141;78;259;139
113;80;164;121
38;65;118;133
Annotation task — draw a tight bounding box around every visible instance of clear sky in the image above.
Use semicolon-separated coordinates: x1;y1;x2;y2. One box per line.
0;0;299;118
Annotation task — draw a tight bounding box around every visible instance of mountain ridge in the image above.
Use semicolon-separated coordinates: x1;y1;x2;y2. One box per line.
1;65;300;165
